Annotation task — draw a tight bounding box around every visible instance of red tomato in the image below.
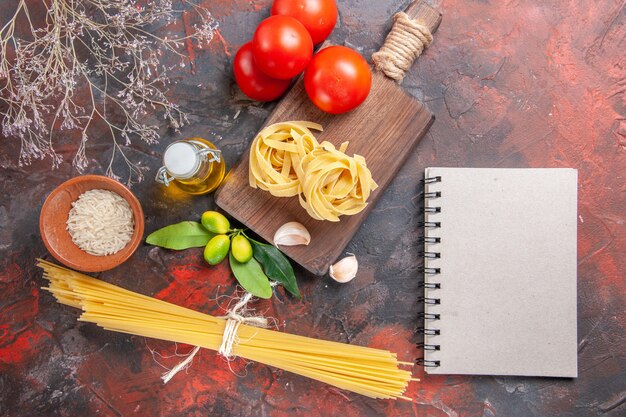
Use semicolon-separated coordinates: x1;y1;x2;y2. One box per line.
271;0;338;45
252;15;313;80
233;42;290;101
304;46;372;114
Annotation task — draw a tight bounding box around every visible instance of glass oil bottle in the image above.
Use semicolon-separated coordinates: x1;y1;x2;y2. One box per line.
155;138;226;195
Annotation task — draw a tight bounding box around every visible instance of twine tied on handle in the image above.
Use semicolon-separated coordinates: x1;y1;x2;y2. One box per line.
161;290;271;384
372;12;433;83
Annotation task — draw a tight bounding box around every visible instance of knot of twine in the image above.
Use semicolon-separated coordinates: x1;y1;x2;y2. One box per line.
161;291;270;384
372;12;433;83
217;292;268;358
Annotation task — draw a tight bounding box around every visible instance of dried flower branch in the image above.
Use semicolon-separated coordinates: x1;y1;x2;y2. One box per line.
0;0;218;184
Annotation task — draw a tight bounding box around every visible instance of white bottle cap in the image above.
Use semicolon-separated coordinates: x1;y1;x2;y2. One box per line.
163;142;199;178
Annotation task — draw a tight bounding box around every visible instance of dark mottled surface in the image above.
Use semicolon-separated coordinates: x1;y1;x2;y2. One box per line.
1;0;625;416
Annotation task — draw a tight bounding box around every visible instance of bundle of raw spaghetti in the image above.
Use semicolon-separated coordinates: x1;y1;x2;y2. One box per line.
39;260;416;400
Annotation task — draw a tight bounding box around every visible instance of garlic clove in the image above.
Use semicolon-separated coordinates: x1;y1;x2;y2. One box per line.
273;222;311;246
329;254;358;283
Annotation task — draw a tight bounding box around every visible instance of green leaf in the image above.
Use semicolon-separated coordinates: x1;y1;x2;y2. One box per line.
146;221;215;250
229;252;272;299
250;240;301;298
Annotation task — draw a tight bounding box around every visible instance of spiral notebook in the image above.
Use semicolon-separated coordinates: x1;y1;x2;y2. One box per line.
419;168;578;377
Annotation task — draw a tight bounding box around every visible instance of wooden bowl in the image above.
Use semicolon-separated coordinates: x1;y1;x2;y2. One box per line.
39;175;145;272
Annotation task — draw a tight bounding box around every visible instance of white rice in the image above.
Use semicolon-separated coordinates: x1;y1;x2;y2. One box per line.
66;189;135;256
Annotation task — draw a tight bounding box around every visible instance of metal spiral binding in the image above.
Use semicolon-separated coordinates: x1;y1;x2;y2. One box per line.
417;267;440;274
417;327;440;335
417;281;441;289
417;312;440;320
417;175;442;368
416;342;440;351
417;296;440;305
423;175;442;184
416;358;441;367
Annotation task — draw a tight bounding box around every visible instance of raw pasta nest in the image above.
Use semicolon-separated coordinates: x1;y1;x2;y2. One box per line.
249;121;378;222
298;142;378;222
249;121;322;197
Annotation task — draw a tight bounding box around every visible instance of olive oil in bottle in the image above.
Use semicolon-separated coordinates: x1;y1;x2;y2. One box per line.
156;138;226;195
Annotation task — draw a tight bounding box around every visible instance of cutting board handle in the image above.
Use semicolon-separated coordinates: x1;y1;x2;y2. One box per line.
372;0;442;82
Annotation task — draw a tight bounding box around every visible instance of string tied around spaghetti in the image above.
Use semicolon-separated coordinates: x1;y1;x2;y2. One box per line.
217;291;269;359
161;289;273;384
372;12;433;83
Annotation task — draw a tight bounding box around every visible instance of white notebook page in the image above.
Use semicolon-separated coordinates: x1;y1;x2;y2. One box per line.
423;168;578;377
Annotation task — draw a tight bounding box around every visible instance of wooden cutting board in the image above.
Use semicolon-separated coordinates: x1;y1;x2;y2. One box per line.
216;1;441;276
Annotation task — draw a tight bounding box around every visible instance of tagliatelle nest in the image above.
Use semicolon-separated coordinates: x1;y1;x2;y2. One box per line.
298;142;378;222
249;121;322;197
249;122;378;222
